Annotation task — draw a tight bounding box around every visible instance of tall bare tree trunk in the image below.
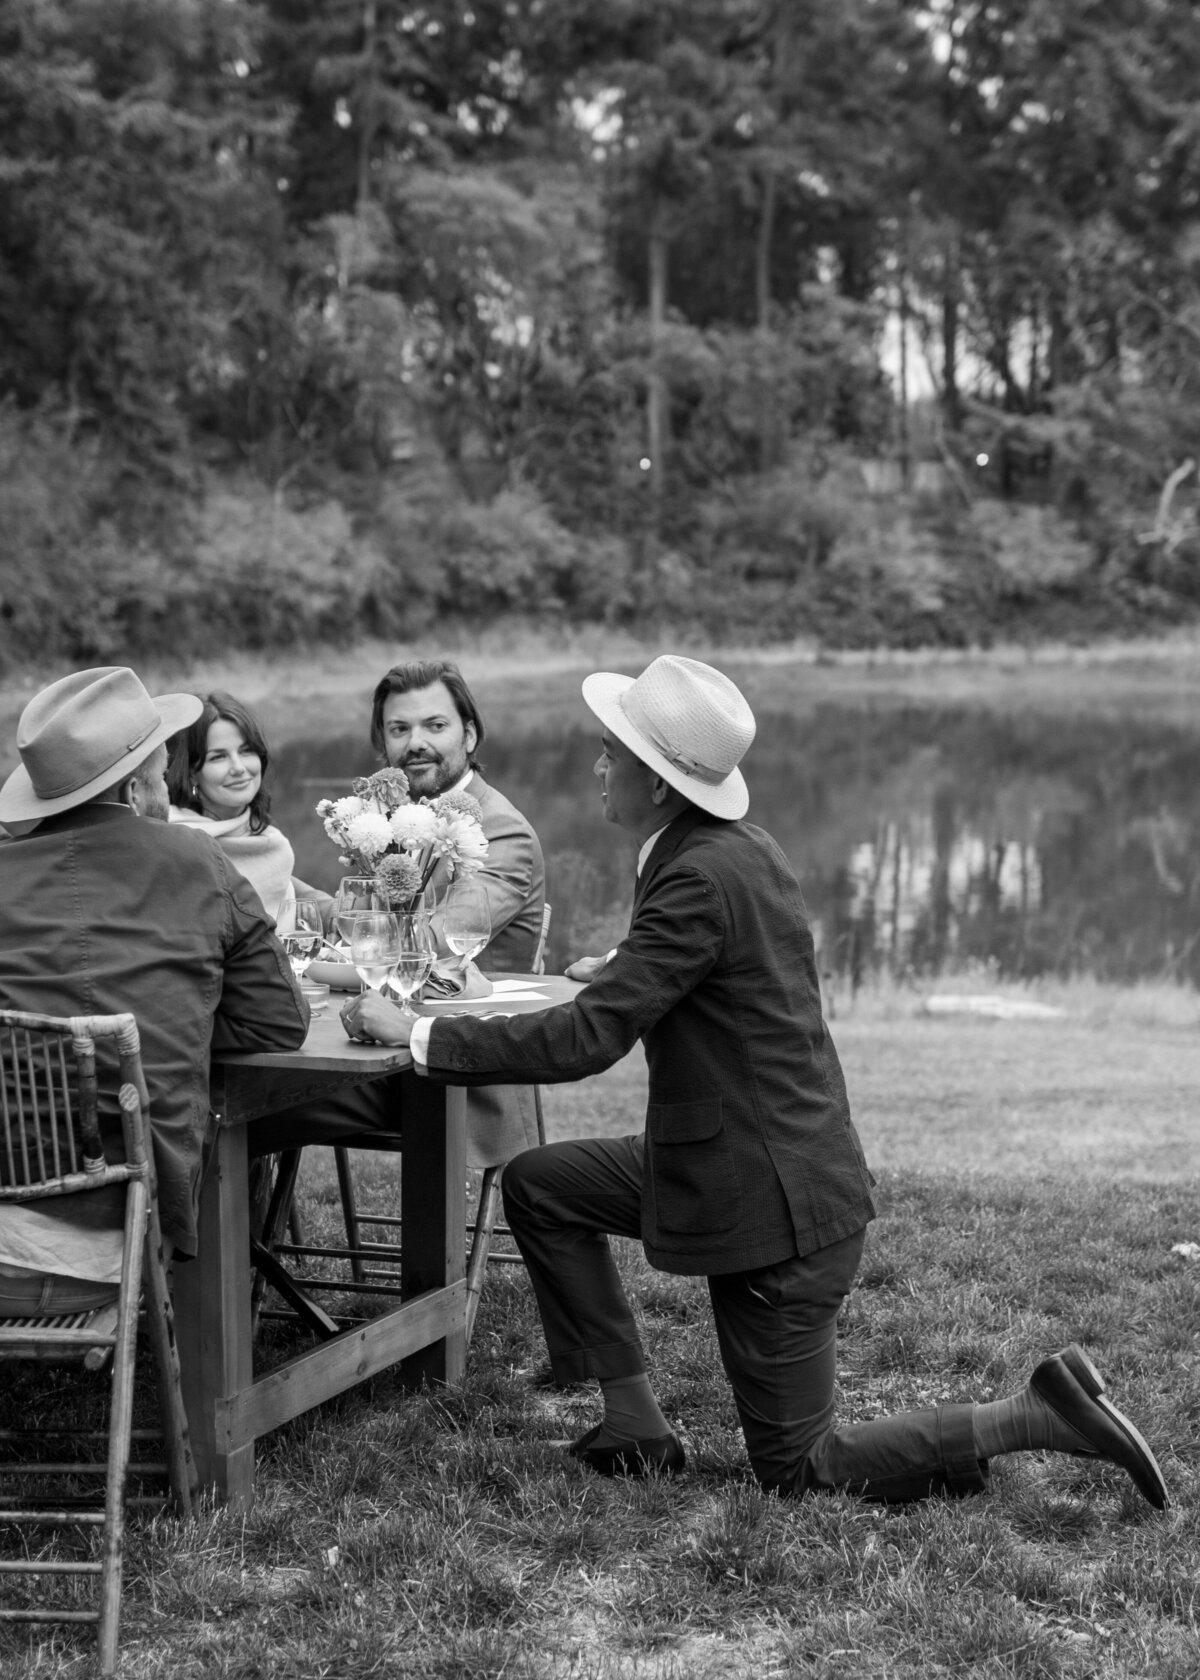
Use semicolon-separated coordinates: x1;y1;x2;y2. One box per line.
1049;303;1067;388
941;233;961;432
647;208;668;538
897;220;911;487
755;4;792;471
357;0;378;214
755;167;780;468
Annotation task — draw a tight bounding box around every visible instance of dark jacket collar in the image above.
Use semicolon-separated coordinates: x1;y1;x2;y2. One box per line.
16;802;138;839
633;806;720;910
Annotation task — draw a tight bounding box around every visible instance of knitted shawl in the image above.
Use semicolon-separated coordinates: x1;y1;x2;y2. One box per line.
168;806;295;924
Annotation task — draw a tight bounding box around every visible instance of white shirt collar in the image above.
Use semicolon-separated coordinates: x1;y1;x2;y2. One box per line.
637;824;670;877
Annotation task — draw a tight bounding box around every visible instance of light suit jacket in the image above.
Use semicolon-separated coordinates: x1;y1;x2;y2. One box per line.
423;808;877;1274
442;770;546;1168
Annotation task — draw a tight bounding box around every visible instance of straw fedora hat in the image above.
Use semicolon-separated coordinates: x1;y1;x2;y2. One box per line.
582;655;755;820
0;667;203;824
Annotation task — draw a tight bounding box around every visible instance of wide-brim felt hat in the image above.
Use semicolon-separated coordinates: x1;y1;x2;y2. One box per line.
582;655;755;820
0;667;203;823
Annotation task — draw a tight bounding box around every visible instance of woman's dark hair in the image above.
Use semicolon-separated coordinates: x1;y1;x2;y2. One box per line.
166;691;273;833
368;658;486;764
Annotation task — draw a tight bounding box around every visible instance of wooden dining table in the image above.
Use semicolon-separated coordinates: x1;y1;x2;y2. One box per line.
172;972;578;1510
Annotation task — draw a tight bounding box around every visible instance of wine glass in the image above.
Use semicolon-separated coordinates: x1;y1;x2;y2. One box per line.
349;913;402;995
280;899;324;980
390;912;437;1018
442;878;492;975
333;876;383;948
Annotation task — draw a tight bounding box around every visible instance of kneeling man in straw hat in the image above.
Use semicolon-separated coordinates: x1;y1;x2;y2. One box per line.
340;654;1169;1507
0;668;309;1315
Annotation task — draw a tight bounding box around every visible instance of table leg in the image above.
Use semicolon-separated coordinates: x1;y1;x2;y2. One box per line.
399;1072;467;1389
174;1121;255;1509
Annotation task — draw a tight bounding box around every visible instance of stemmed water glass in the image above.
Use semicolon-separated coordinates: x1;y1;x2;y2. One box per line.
349;913;402;1000
279;899;325;980
389;911;437;1018
442;879;492;976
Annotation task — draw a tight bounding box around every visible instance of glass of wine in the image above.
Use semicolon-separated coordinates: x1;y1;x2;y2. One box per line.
280;899;324;980
333;876;383;948
390;912;437;1018
442;878;492;975
349;913;402;996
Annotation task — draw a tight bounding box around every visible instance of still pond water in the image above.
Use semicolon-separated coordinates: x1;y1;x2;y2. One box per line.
273;698;1200;988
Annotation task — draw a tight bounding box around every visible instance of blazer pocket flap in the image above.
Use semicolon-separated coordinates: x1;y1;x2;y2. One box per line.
653;1099;723;1145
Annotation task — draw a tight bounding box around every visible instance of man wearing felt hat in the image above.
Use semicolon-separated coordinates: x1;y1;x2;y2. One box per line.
0;667;308;1315
341;654;1169;1512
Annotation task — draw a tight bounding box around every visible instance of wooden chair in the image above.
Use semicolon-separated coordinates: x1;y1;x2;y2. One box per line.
255;902;553;1344
0;1009;197;1677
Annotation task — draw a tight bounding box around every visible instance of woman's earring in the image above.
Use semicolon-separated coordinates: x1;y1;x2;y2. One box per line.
190;783;198;801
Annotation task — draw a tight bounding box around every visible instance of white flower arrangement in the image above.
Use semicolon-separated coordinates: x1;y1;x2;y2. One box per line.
440;812;488;866
389;803;439;847
316;769;488;911
342;811;393;864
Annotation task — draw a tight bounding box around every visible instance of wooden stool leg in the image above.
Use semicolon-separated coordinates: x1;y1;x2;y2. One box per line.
96;1200;147;1677
465;1166;504;1345
250;1150;304;1334
141;1223;198;1513
335;1146;367;1284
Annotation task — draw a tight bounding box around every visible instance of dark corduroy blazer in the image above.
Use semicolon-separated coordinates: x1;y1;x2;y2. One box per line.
425;808;877;1275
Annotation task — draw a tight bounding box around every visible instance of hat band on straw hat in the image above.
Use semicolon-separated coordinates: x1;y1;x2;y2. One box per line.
620;689;728;787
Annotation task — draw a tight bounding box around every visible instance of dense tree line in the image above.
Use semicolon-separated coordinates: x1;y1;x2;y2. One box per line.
3;0;1200;665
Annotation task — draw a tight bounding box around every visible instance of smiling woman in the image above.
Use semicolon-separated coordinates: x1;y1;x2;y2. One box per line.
195;716;263;820
166;690;329;928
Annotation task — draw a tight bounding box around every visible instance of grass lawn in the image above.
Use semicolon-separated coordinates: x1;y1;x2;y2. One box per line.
3;980;1199;1678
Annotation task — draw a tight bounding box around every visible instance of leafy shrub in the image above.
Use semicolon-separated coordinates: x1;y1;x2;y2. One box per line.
182;483;379;649
0;412;393;667
965;501;1094;592
693;457;868;580
0;401;169;670
374;476;636;625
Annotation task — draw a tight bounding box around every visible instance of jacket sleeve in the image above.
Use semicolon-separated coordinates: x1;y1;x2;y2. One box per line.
474;801;538;939
424;864;724;1085
211;865;310;1054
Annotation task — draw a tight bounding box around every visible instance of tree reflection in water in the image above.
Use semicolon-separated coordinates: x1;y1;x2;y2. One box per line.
273;700;1200;988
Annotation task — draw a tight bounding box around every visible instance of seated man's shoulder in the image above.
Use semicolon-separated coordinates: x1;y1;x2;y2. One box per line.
471;773;537;835
125;814;243;893
137;815;223;865
676;818;786;882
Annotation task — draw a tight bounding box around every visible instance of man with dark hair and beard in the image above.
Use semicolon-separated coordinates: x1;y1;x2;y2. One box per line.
250;657;546;1169
367;658;545;973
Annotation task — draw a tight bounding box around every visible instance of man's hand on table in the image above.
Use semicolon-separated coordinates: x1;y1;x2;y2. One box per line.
564;950;617;984
340;990;414;1048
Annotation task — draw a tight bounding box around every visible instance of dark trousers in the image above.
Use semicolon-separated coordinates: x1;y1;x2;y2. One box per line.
244;1068;537;1172
246;1076;401;1158
502;1134;987;1502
